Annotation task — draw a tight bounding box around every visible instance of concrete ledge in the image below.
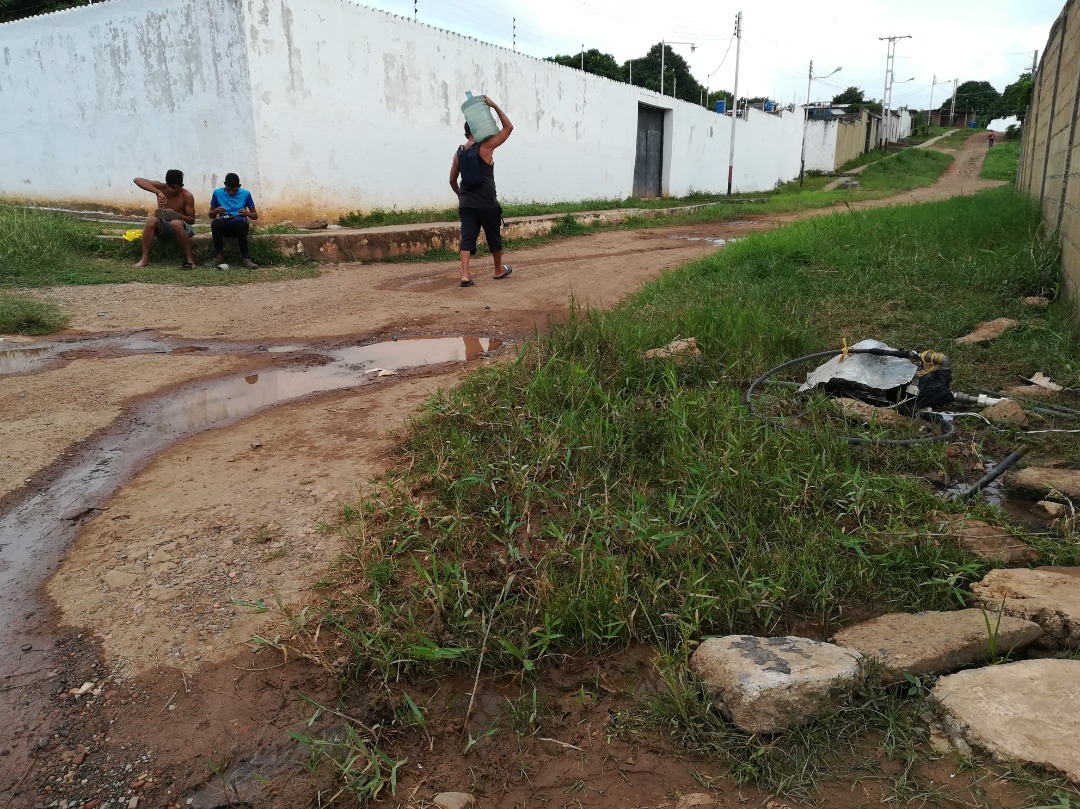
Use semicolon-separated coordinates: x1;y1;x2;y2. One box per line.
265;202;764;262
92;200;767;263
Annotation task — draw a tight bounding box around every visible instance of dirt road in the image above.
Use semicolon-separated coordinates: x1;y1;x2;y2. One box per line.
0;133;1001;808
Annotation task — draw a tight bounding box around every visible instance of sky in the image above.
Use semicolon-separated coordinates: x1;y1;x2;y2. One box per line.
351;0;1059;109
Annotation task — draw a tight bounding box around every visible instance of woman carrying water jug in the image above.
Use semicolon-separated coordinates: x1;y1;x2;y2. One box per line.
449;95;514;288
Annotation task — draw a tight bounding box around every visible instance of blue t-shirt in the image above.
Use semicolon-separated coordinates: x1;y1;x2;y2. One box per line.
210;188;255;220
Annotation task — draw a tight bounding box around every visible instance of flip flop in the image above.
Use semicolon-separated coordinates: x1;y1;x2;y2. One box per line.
460;279;475;287
180;261;195;271
494;266;513;279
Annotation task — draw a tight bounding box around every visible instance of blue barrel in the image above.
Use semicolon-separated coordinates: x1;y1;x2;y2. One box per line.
765;100;775;112
715;99;726;114
968;121;978;128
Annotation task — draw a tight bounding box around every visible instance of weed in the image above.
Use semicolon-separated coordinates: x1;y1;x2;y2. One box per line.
0;292;68;334
291;723;404;801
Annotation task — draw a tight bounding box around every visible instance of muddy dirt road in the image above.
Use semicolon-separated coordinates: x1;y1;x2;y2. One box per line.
0;134;1001;808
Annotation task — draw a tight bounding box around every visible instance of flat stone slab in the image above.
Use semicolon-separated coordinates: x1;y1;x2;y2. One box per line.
942;516;1042;564
1007;467;1080;501
832;609;1042;683
691;636;861;734
933;659;1080;783
972;567;1080;648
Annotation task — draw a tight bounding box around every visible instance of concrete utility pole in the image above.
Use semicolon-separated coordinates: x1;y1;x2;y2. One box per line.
878;34;911;147
512;17;516;52
927;74;936;128
799;60;841;185
581;44;584;71
1031;50;1038;78
949;78;957;127
726;11;743;195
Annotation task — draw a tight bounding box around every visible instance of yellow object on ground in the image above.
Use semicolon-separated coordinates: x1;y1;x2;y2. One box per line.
122;229;142;242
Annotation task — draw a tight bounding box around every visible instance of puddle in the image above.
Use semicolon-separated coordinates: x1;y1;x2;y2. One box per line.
667;234;737;247
0;346;51;374
0;334;506;661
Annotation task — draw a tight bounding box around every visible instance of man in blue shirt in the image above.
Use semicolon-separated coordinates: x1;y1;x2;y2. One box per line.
206;173;259;269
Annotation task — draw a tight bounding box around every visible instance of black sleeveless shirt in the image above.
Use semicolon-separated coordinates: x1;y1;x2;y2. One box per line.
458;147;498;209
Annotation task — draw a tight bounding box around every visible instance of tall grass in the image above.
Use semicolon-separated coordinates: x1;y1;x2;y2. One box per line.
318;187;1078;684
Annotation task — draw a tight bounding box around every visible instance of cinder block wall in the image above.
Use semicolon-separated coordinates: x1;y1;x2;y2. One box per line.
1019;0;1080;316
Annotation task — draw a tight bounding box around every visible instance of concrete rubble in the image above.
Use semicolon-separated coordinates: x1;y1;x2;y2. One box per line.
933;659;1080;784
972;567;1080;648
691;635;861;733
832;609;1042;683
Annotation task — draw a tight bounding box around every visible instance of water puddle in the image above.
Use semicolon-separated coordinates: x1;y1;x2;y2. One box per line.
0;346;50;374
667;234;737;247
0;332;240;376
0;334;505;658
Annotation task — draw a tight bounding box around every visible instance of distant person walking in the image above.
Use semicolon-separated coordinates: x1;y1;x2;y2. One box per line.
987;131;996;148
449;95;514;288
133;170;197;269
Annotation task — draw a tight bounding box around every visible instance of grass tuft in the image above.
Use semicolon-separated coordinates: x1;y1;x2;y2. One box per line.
0;292;69;334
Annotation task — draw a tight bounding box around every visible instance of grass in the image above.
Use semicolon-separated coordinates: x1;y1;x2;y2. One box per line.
981;139;1022;182
284;185;1080;801
0;292;68;334
338;190;766;229
0;205;317;288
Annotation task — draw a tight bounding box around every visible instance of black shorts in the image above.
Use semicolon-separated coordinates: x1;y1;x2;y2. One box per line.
459;206;503;254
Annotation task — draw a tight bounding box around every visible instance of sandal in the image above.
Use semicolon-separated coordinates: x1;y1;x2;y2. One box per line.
460;279;475;287
180;261;195;271
494;266;513;279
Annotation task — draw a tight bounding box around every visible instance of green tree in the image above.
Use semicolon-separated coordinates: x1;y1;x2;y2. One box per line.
938;80;1001;121
832;86;865;105
547;49;623;82
989;72;1032;123
619;43;704;103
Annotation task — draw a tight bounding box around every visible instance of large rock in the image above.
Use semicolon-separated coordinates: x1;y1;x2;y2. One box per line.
972;567;1080;648
832;610;1042;683
933;659;1080;783
432;793;476;809
942;516;1041;564
1007;467;1080;501
691;636;862;734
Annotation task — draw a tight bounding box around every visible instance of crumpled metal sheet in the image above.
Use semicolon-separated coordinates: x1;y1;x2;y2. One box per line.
799;339;916;393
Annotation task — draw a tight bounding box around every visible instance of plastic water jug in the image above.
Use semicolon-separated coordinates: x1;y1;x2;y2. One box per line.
461;91;500;142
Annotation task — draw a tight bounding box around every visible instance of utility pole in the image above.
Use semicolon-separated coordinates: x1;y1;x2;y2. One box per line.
512;17;516;52
927;74;936;128
949;78;957;127
581;44;584;71
1031;49;1038;78
727;11;743;195
799;61;841;185
878;34;911;148
413;0;417;20
661;39;665;95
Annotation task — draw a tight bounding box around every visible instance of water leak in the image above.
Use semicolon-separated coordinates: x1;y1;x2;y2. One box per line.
0;334;506;660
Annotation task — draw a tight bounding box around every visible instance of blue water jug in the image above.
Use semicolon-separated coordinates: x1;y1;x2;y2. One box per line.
461;91;500;142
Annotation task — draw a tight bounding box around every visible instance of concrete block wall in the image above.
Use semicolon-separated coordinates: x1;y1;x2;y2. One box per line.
1019;0;1080;314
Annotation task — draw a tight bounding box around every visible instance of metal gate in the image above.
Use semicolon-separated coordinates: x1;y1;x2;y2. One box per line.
632;105;664;197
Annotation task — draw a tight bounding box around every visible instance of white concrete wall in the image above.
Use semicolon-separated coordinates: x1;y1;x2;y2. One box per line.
803;118;839;172
0;0;808;219
0;0;256;209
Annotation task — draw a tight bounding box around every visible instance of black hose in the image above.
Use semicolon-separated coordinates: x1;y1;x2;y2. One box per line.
745;348;955;446
946;445;1030;502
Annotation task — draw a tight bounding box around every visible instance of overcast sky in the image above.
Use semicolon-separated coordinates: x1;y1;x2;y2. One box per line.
355;0;1058;108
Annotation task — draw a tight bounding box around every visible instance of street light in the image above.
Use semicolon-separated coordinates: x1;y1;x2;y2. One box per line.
927;75;949;127
799;61;842;186
660;38;695;96
883;76;914;145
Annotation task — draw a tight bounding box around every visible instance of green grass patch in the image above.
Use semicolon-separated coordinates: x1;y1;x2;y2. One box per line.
836;149;890;172
980;138;1021;182
316;186;1078;686
0;292;68;334
0;205;317;288
338;190;766;228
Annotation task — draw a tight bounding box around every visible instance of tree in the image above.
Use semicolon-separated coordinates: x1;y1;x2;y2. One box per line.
619;43;704;103
938;80;1000;121
832;86;865;106
547;49;623;82
990;72;1033;123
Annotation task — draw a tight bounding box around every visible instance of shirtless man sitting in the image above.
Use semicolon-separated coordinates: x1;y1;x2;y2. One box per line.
133;170;197;269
